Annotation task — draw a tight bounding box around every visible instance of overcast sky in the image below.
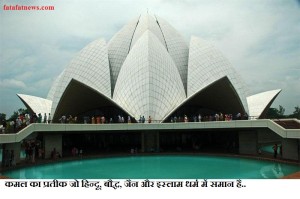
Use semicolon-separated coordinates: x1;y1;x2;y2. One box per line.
0;0;299;117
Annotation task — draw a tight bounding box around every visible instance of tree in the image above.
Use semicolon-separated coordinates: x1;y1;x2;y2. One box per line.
8;108;28;121
266;108;279;119
0;113;6;121
278;105;285;116
266;105;286;119
8;111;19;121
267;105;300;119
290;106;300;119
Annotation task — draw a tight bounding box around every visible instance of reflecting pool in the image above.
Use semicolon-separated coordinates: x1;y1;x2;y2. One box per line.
3;155;300;179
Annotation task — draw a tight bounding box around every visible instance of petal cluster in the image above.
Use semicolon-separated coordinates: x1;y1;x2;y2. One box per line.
18;14;281;121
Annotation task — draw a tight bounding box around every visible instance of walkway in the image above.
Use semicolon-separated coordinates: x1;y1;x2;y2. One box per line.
1;119;300;144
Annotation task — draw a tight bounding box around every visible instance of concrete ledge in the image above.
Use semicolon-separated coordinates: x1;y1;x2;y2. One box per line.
235;120;251;128
286;130;300;139
251;120;268;127
0;134;16;143
1;119;299;144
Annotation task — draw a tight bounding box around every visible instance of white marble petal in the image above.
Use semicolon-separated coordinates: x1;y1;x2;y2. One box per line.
187;36;249;113
247;89;282;119
51;39;111;118
113;30;186;121
17;94;52;116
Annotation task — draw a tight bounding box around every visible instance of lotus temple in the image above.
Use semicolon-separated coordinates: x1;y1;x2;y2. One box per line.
1;14;300;164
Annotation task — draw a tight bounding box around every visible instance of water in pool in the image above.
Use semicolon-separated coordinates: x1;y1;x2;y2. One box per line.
3;155;300;179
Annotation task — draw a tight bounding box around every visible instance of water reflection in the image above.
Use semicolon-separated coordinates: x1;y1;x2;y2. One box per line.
260;163;285;178
4;156;300;179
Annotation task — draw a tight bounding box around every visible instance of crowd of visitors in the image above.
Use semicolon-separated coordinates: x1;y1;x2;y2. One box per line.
71;147;83;158
51;147;61;159
0;111;249;134
23;140;44;163
0;112;51;134
59;115;77;123
170;112;248;123
1;139;44;167
76;112;248;124
82;115;135;124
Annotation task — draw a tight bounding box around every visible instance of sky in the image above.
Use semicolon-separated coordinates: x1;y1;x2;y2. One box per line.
0;0;299;117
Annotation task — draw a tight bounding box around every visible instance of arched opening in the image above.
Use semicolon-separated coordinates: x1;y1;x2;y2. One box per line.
163;76;246;122
53;79;135;123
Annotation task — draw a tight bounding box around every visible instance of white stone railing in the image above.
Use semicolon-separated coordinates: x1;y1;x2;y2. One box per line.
0;119;299;144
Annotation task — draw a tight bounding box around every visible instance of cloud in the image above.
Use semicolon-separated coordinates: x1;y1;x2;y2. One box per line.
0;79;27;89
0;0;299;116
